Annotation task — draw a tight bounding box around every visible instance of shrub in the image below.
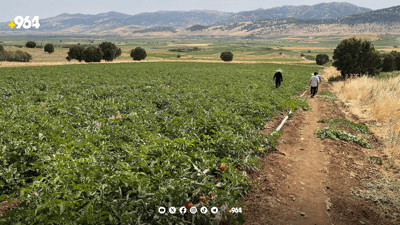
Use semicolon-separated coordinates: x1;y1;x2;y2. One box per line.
220;51;233;62
0;50;11;61
0;45;4;52
82;46;103;62
67;45;86;62
177;54;181;58
130;47;147;61
333;37;381;77
300;53;305;57
381;53;396;72
0;50;32;62
26;41;36;48
316;54;329;65
44;44;54;54
15;50;32;62
307;50;311;53
98;42;121;62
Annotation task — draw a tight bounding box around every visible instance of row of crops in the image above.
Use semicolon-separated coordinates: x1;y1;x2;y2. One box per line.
0;62;317;224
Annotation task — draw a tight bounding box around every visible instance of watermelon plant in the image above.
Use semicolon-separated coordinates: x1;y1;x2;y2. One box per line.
0;62;317;224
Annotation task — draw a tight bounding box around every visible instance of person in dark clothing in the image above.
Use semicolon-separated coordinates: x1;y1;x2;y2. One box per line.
273;69;283;88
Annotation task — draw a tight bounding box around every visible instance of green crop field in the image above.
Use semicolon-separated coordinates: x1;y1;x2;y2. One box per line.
0;62;318;224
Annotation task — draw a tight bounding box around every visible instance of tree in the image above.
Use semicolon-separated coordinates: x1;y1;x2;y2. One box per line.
381;53;395;72
67;45;86;62
66;56;72;62
130;47;147;61
115;48;122;57
390;51;400;70
26;41;36;48
333;37;381;77
82;46;103;62
98;42;121;61
316;54;329;65
44;44;54;54
0;45;4;52
220;52;233;62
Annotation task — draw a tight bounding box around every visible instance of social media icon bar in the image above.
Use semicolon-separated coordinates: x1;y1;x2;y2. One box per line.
200;207;208;214
159;207;166;214
169;207;176;214
190;206;197;214
211;207;218;214
179;207;187;214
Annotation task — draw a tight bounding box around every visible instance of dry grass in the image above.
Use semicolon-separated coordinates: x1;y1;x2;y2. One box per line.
167;43;211;47
328;69;400;156
282;47;331;50
377;48;400;52
343;33;379;41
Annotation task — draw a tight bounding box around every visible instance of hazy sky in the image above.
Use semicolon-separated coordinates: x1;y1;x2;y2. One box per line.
1;0;399;22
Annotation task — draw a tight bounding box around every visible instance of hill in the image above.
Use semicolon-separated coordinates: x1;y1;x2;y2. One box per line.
208;5;400;37
0;3;372;35
213;2;372;25
0;4;399;37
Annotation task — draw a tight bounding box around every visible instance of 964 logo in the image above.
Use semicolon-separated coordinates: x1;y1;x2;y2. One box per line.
9;16;40;29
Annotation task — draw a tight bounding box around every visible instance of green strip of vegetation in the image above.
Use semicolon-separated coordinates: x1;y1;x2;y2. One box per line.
317;90;337;102
314;127;373;148
317;118;370;134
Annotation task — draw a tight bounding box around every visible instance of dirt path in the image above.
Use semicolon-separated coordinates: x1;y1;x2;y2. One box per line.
233;69;400;225
276;96;331;225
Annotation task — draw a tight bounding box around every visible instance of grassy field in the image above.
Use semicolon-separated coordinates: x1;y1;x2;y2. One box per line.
0;62;318;224
1;34;399;65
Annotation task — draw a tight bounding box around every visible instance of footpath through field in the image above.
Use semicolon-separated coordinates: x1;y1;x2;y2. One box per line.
233;67;399;225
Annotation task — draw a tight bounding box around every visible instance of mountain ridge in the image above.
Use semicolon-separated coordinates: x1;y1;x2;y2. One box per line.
0;3;398;37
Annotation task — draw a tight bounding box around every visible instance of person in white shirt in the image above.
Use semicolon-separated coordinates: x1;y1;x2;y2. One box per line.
308;72;320;98
311;72;322;93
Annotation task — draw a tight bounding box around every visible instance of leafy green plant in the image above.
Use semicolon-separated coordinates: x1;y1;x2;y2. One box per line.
317;118;370;134
314;127;372;148
0;62;316;224
317;90;337;102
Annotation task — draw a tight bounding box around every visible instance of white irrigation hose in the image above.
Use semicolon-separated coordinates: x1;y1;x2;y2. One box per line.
214;89;308;224
269;89;307;137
